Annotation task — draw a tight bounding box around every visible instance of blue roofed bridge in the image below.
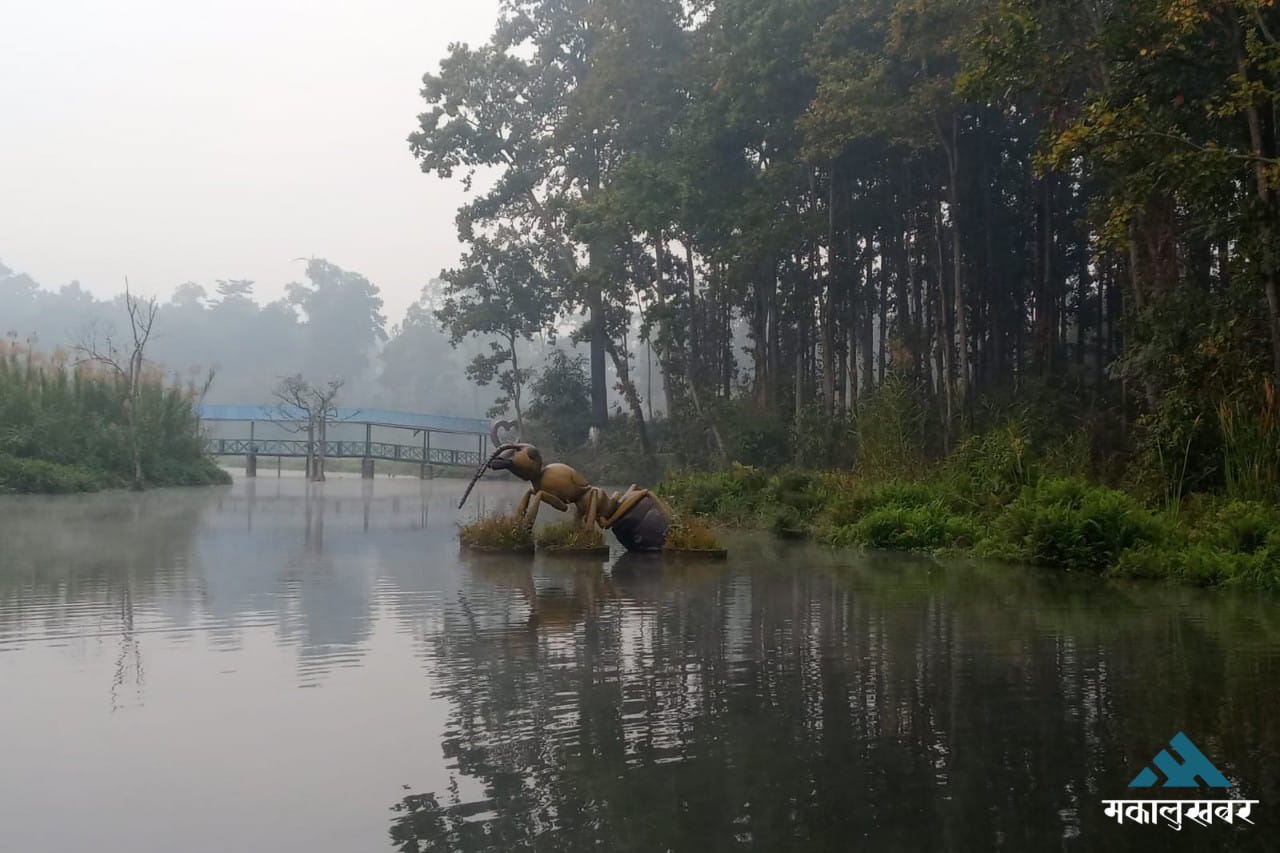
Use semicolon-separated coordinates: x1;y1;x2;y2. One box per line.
198;404;493;479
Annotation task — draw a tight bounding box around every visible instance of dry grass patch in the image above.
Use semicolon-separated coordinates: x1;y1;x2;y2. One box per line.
459;514;534;551
664;517;723;551
536;521;606;551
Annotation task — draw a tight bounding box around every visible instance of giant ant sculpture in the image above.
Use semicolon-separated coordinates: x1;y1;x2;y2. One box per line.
458;423;675;552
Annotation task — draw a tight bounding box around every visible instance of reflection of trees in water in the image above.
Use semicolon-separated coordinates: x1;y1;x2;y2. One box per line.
392;546;1280;852
0;489;220;710
0;481;443;695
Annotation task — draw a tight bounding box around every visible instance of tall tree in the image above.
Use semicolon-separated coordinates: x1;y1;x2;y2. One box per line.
286;259;387;383
435;237;555;434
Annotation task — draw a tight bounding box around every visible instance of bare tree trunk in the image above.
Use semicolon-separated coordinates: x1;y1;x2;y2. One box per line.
878;229;889;384
686;376;727;463
1235;13;1280;382
77;282;157;491
606;342;654;460
588;241;608;433
861;237;874;394
509;331;525;437
654;232;681;417
822;164;837;418
932;197;954;451
315;416;328;482
945;121;970;413
1126;221;1160;411
686;241;698;383
307;421;317;481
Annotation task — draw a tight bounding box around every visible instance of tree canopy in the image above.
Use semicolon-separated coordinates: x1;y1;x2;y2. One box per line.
409;0;1280;493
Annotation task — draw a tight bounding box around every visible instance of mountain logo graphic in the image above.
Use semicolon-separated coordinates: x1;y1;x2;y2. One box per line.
1129;732;1232;788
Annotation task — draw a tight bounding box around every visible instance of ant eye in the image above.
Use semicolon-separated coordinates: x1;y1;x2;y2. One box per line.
528;447;541;462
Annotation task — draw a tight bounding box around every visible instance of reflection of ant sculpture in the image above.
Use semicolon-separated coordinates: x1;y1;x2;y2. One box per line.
459;427;675;552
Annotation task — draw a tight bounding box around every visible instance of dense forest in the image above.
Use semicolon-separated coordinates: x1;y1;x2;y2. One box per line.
414;0;1280;501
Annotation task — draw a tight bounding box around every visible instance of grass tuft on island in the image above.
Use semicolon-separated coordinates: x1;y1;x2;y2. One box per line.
535;521;608;555
663;517;727;558
660;458;1280;591
459;513;535;553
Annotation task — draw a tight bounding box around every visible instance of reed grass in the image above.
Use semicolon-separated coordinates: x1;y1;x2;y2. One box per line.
0;341;228;492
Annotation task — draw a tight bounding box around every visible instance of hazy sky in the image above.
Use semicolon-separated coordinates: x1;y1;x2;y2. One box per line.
1;0;501;325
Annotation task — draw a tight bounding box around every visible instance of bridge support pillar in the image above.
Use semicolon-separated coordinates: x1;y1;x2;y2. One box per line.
419;462;433;480
245;453;257;478
361;458;375;479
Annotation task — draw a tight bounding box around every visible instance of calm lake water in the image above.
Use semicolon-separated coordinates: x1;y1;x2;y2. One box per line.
1;476;1278;852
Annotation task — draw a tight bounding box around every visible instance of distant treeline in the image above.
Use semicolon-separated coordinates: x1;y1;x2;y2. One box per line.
0;258;642;420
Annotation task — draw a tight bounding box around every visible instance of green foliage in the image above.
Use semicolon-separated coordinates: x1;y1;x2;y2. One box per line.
526;350;593;451
770;504;808;538
146;456;232;488
1113;545;1280;593
557;414;659;486
723;409;793;471
0;343;228;493
820;480;938;528
790;405;854;469
436;238;556;429
1218;382;1280;503
1192;500;1280;553
0;456;116;494
942;420;1038;512
991;479;1166;572
408;0;1280;528
660;463;771;522
829;501;977;551
662;454;1280;589
853;377;929;477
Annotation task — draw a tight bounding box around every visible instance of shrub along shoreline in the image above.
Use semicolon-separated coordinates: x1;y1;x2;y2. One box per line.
0;343;230;495
659;447;1280;594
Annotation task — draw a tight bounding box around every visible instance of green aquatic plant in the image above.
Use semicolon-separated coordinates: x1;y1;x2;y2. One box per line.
993;479;1166;572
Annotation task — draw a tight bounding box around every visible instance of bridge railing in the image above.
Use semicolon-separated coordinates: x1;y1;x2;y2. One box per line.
210;438;482;468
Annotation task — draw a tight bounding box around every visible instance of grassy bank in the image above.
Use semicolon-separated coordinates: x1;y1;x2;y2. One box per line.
0;343;230;494
659;433;1280;593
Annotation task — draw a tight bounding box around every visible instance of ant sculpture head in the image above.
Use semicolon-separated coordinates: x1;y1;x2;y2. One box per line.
457;426;545;511
488;443;543;482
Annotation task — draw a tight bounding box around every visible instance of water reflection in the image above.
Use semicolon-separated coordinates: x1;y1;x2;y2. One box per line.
0;478;457;695
395;543;1280;852
0;480;1278;852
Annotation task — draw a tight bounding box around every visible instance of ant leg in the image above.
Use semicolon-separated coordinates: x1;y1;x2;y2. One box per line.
516;487;535;520
523;491;543;528
526;490;569;528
